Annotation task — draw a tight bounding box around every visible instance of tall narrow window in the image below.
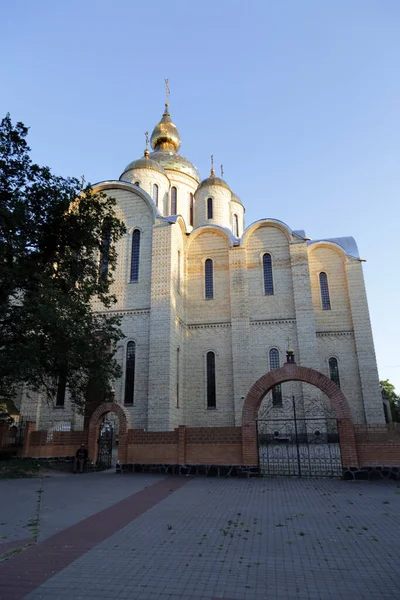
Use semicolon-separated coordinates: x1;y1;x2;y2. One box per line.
269;348;282;406
189;193;194;227
207;197;213;219
329;357;340;387
99;224;111;281
124;341;136;405
176;347;180;408
206;351;216;408
130;229;140;282
319;272;331;310
153;184;159;207
171;186;177;215
56;372;67;407
233;214;239;237
205;258;214;299
177;250;181;294
263;253;274;295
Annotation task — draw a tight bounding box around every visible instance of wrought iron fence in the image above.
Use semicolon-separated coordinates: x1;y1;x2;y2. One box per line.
257;396;342;478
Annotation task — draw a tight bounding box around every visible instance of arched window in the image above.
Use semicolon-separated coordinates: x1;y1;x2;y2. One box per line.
206;351;216;408
207;197;213;219
130;229;140;282
134;181;140;186
269;348;282;406
176;347;180;408
99;223;111;281
171;187;177;215
124;341;136;405
205;258;214;299
329;357;340;387
319;272;331;310
189;193;194;227
263;253;274;295
153;184;159;207
233;214;239;237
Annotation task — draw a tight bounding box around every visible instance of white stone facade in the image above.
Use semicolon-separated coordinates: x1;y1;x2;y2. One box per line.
30;104;385;430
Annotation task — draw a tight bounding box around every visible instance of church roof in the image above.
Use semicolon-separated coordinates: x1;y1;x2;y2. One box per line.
307;236;360;258
121;150;167;178
142;103;201;182
150;150;200;182
150;104;181;152
197;172;231;193
231;192;244;207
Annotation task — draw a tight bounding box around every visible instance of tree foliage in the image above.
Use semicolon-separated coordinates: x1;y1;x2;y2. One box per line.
380;379;400;423
0;114;126;411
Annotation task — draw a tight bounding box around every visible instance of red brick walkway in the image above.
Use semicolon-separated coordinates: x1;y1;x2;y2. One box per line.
0;476;189;600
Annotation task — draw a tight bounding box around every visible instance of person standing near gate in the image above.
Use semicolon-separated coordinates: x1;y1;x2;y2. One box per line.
74;443;88;473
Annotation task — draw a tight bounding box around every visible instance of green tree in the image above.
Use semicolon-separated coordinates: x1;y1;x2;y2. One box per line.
380;379;400;423
0;114;126;411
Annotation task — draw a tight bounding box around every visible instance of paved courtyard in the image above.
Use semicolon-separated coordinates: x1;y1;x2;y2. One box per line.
0;472;400;599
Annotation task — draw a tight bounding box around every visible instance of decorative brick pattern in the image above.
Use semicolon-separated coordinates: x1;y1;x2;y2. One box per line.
7;420;400;474
88;401;131;463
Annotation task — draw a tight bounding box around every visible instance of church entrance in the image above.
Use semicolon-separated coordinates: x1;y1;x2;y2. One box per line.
87;401;131;467
257;394;342;477
97;415;115;469
242;357;358;476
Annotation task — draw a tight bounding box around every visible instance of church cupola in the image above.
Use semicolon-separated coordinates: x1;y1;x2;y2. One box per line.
119;135;169;214
150;104;181;152
194;158;233;231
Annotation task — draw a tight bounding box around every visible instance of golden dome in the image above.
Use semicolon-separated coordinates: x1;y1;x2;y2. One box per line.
120;149;167;181
150;104;181;152
150;150;200;182
197;174;231;193
231;192;244;207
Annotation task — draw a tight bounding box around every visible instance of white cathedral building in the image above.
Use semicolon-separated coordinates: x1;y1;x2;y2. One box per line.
26;99;385;432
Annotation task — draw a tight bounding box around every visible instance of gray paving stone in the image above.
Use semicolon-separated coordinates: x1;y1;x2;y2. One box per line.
4;476;400;600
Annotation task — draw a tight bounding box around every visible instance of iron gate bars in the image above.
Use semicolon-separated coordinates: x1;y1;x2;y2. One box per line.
257;396;343;478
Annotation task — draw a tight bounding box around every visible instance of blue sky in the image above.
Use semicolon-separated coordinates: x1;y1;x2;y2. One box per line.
2;0;400;391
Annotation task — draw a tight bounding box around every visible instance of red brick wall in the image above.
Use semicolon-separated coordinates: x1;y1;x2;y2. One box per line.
186;444;242;464
127;429;178;444
354;424;400;443
356;444;400;467
185;427;242;444
27;430;88;458
354;424;400;467
126;427;242;465
10;422;400;469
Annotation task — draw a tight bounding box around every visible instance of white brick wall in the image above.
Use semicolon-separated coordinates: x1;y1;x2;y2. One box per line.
21;179;384;431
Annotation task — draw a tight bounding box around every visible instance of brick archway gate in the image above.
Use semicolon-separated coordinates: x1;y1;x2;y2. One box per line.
242;361;359;472
88;402;131;464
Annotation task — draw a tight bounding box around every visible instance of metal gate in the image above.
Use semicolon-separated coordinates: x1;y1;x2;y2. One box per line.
97;419;113;469
257;396;342;478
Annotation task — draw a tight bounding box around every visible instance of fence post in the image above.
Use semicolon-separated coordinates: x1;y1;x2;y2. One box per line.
178;426;186;465
242;422;258;466
337;418;359;468
21;422;36;457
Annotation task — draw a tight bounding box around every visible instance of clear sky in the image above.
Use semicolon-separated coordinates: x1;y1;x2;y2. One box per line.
2;0;400;391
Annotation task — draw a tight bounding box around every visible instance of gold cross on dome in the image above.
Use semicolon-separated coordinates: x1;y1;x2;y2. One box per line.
221;164;224;178
286;336;292;350
81;175;85;189
145;131;149;150
165;78;170;106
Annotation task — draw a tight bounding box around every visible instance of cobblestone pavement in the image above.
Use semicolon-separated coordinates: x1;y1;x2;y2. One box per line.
1;474;400;599
0;470;164;544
